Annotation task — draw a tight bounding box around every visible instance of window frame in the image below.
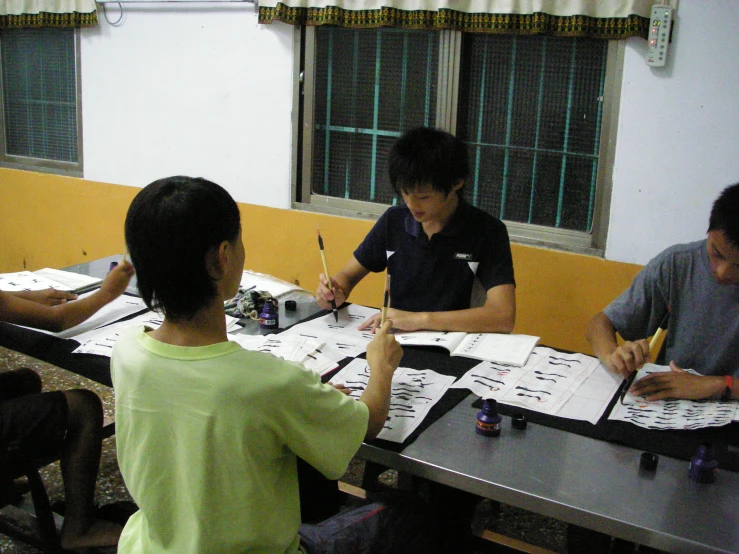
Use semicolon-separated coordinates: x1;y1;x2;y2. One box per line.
0;27;84;177
292;26;623;255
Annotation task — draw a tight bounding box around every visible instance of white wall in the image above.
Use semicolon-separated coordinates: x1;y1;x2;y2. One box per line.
81;3;295;209
79;0;739;265
608;0;739;263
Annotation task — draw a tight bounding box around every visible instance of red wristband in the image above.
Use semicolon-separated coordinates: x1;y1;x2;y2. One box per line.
721;375;733;401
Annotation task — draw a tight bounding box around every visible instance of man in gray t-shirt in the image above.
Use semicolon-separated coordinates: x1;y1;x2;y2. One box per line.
586;183;739;401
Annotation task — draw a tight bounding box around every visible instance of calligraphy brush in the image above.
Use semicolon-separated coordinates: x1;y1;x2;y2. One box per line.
316;226;338;322
620;309;670;404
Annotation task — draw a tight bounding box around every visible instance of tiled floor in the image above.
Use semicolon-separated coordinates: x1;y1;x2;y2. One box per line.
0;346;568;553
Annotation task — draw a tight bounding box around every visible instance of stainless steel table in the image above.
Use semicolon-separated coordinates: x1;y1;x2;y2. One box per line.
359;396;739;554
20;256;739;553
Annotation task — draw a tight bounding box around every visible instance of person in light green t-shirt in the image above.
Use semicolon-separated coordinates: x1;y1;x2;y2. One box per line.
112;176;428;554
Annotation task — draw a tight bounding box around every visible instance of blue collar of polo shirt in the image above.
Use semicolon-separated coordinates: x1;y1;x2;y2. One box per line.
403;196;471;239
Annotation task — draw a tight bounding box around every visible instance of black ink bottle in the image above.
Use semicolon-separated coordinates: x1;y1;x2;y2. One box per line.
689;442;718;483
476;399;502;437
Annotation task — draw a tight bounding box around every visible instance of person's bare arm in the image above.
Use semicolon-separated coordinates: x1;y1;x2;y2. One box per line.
585;311;651;379
358;320;402;440
0;262;134;332
359;283;516;334
316;256;370;310
12;289;78;306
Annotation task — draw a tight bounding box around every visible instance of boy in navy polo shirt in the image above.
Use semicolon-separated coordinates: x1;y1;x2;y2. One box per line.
316;127;516;334
316;127;516;553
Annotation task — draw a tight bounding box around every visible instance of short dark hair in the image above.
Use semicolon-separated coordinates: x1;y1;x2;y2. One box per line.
125;176;241;320
709;183;739;248
388;127;468;196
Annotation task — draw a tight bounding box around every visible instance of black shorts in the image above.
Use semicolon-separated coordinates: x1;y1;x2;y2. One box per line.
0;391;68;463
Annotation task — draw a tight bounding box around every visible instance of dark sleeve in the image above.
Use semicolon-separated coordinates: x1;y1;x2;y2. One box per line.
353;209;391;273
603;254;670;341
476;220;515;290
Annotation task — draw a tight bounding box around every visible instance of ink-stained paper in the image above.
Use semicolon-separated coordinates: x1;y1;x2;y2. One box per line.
608;364;738;430
229;334;338;376
452;347;603;419
330;359;456;443
277;304;379;359
72;311;241;355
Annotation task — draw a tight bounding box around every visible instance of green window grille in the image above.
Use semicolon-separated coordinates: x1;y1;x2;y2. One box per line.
1;28;78;163
309;28;609;237
312;27;439;207
458;34;608;233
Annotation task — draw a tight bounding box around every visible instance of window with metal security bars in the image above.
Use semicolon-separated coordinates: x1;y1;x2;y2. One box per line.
302;27;440;212
0;28;82;175
458;35;607;234
296;27;622;251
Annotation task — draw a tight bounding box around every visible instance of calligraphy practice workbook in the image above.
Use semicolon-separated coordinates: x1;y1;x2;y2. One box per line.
394;331;539;366
278;304;379;359
451;347;602;417
0;269;101;292
330;359;456;443
608;364;738;429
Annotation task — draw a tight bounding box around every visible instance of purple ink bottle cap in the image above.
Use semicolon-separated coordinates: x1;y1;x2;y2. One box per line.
476;398;502;437
689;442;718;483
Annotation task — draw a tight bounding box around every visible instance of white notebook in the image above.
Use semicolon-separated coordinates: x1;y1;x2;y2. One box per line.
394;331;540;367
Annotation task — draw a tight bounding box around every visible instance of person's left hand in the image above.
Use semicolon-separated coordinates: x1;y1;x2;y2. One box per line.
357;308;426;333
17;288;78;306
629;361;725;401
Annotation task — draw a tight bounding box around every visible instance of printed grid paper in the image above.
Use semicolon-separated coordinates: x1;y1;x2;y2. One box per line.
277;304;380;359
0;269;100;292
331;359;456;443
608;364;738;430
229;334;339;376
72;312;242;355
452;347;607;422
555;363;622;424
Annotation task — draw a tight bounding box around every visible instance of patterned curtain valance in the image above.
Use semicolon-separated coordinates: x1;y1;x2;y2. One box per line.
0;0;97;28
258;1;653;39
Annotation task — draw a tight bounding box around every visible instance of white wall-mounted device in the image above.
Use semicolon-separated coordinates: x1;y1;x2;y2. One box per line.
647;4;673;67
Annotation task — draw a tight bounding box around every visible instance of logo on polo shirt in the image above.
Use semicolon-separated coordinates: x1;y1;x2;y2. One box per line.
454;253;472;260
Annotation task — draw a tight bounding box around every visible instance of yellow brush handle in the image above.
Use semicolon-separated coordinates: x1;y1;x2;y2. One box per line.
649;327;664;352
319;250;332;285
